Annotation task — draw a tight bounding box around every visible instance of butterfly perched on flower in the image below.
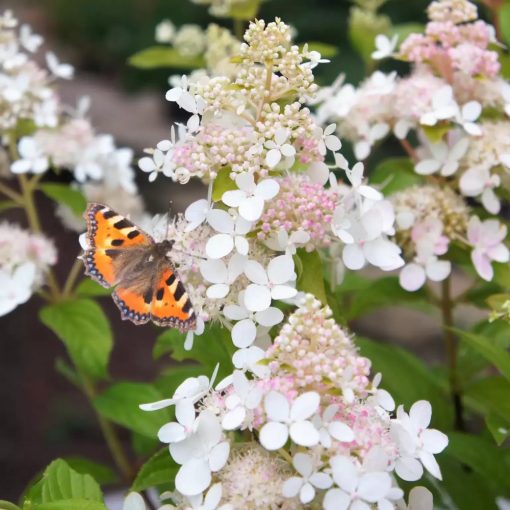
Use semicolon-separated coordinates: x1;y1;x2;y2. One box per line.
82;203;196;332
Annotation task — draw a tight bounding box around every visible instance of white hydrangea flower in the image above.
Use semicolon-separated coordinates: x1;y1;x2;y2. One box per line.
391;400;449;482
259;391;320;450
372;34;398;60
459;165;500;214
0;262;36;316
455;100;482;136
264;128;296;168
282;453;333;504
420;85;458;126
155;19;176;43
200;254;246;299
231;345;270;378
205;210;252;259
185;483;232;510
312;404;355;448
11;137;48;174
45;51;74;79
415;137;469;177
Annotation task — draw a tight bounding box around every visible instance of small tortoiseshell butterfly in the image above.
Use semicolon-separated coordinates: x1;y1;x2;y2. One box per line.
82;203;196;332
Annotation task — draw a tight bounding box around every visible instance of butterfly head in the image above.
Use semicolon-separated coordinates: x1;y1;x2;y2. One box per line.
156;239;175;257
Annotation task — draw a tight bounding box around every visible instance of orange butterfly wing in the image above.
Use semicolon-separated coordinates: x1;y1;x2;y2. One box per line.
112;286;153;325
83;203;153;288
150;267;196;332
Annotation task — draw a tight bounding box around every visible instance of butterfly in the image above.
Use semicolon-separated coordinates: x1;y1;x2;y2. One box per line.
82;203;196;332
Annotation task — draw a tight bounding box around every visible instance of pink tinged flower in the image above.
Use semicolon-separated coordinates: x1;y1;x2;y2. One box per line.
232;345;269;378
323;456;398;510
372;34;399;60
205;210;252;259
313;404;355;448
222;173;280;222
264;229;311;255
459;166;500;214
399;259;451;291
354;122;389;161
467;216;509;281
264;128;296;168
0;262;36;317
243;255;297;312
456;100;482;136
415;137;469;177
200;253;246;299
420;85;458;126
346;162;383;200
391;400;449;482
221;370;262;430
259;391;320;450
282;453;333;504
11;137;49;175
140;364;218;415
171;411;230;496
46;51;74;79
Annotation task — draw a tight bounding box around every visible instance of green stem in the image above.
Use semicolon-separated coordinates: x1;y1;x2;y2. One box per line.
441;277;465;431
62;257;84;297
233;18;245;40
79;372;134;482
0;180;23;203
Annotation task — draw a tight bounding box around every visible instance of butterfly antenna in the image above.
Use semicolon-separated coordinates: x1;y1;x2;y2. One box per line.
165;200;173;239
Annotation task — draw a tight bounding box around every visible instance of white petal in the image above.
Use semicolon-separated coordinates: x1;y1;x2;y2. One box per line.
323;489;351;510
395;457;423;482
158;422;186;443
410;400;432;429
268;255;296;285
293;453;314;478
209;441;230;471
207;284;230;299
422;429;448;454
290;392;320;421
343;244;365;270
244;260;269;285
139;398;174;411
231;318;257;348
358;472;391;502
462;101;482;121
223;304;248;321
482;188;500;214
266;148;282;168
425;259;451;282
200;259;228;284
235;235;249;256
328;421;355;442
255;307;284;327
310;472;333;489
419;451;442;480
307;161;330;184
299;483;315;504
222;189;247;207
259;422;289;450
206;234;234;259
207;209;235;234
204;483;223;510
290;421;320;447
415;159;440;175
408;486;434;510
271;285;297;300
399;264;426;292
185;199;208;225
244;284;272;312
255;179;279;200
123;493;146;510
239;196;265;221
282;477;303;498
175;458;211;496
265;391;290;421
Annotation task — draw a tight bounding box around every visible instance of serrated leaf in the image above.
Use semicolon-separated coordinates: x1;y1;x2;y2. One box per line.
294;249;327;305
212;166;236;202
464;376;510;423
129;46;205;69
39;184;86;217
454;328;510;382
94;382;170;438
131;448;178;492
63;458;117;485
357;337;452;429
370;157;422;195
39;299;112;380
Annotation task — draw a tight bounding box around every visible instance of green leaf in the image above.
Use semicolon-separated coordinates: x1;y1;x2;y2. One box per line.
454;328;510;382
129;46;205;70
389;23;424;46
155;324;234;380
153;329;185;359
294;249;327;304
493;261;510;287
447;432;510;492
422;122;452;143
94;382;170;438
357;337;452;429
370;157;422;195
22;459;106;510
63;458;117;485
0;501;21;510
131;448;178;492
500;4;510;46
75;279;112;298
486;413;510;446
227;0;261;20
303;42;338;58
131;432;159;457
212;166;236;202
464;376;510;423
39;184;86;217
39;299;112;380
154;365;205;394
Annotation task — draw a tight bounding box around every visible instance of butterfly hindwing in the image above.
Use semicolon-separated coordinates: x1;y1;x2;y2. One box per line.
112;285;152;325
83;203;153;288
150;266;196;332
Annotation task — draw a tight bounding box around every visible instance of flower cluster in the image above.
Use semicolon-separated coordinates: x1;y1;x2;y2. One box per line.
140;295;446;509
0;221;56;316
318;0;510;290
125;16;449;509
0;10;147;315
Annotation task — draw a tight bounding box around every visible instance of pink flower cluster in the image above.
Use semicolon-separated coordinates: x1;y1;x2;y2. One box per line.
400;18;500;80
257;175;338;250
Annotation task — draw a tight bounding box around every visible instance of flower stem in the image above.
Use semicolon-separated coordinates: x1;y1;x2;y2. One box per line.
62;257;84;297
399;137;418;163
79;370;134;482
440;276;465;431
233;18;244;40
0;180;23;203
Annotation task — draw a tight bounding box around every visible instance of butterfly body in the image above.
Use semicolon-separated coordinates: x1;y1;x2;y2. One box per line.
83;203;196;332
